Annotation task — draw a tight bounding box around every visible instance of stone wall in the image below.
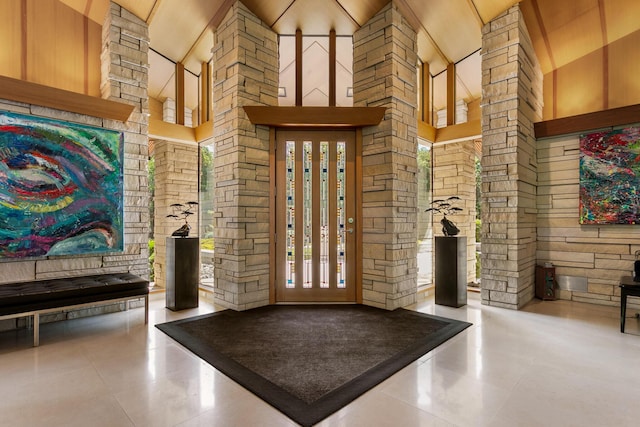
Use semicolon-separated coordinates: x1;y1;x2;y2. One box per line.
354;2;418;310
537;131;640;309
480;5;543;309
432;140;477;284
100;2;150;279
0;2;149;326
153;140;199;288
212;1;278;310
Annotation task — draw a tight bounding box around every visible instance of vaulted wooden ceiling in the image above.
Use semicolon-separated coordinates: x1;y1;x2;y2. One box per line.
58;0;640;113
521;0;640;74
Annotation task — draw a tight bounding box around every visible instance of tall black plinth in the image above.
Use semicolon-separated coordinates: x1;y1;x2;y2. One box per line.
435;236;467;307
166;236;199;311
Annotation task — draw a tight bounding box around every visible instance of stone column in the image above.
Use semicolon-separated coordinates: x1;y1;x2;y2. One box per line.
212;2;278;310
432;140;477;284
480;5;543;308
354;2;418;310
153;141;200;288
101;1;150;278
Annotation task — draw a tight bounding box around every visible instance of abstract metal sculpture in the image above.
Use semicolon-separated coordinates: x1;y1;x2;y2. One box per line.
425;196;463;237
167;201;198;237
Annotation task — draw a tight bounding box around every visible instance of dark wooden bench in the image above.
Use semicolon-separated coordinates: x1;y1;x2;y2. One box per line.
0;272;149;346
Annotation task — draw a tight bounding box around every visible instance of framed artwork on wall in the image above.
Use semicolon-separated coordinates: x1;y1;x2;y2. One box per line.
579;127;640;224
0;111;124;259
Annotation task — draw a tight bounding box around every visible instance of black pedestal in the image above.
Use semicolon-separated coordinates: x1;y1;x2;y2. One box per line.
166;236;199;311
435;236;467;307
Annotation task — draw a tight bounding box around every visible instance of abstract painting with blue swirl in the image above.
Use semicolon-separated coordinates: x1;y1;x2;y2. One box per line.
0;111;123;258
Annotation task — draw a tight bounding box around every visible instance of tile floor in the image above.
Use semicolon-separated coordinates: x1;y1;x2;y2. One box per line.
1;291;639;426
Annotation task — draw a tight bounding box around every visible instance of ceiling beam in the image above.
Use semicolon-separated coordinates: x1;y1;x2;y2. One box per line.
419;62;430;124
333;0;360;28
0;75;133;122
209;0;235;30
394;0;450;65
145;0;162;24
436;120;481;144
243;106;386;127
418;120;436;142
270;0;297;29
530;0;556;70
175;62;185;125
295;29;303;106
598;0;608;110
180;22;212;66
83;0;92;17
534;104;640;139
446;63;456;126
329;29;336;107
149;118;196;143
466;0;485;27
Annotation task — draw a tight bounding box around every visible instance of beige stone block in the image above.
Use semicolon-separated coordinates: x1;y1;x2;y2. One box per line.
363;289;388;305
588;283;614;296
0;261;36;284
36;257;103;274
594;258;631;271
488;290;518;305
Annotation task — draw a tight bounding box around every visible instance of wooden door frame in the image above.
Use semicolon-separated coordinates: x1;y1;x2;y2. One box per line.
269;127;363;304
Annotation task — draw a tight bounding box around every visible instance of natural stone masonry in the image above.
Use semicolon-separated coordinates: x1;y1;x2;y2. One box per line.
432;140;477;284
480;5;543;308
0;2;149;328
537;133;640;310
153;140;199;289
212;2;278;310
354;2;418;310
100;1;150;280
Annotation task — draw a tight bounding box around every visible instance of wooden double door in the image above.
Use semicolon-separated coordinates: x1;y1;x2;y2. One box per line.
275;130;357;302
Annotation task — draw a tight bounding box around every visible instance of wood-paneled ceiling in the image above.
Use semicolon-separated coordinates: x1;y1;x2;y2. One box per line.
521;0;640;74
59;0;640;112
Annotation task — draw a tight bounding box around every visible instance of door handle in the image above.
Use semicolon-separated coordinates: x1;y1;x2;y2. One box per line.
345;218;354;234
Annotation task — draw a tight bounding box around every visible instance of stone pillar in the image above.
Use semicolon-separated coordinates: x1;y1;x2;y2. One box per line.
163;98;176;123
432;140;477;284
354;2;418;310
480;5;543;308
212;2;278;310
101;1;150;278
153;141;200;288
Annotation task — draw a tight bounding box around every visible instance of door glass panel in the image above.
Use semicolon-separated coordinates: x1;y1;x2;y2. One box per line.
286;141;296;288
320;142;329;288
303;141;313;288
336;142;346;288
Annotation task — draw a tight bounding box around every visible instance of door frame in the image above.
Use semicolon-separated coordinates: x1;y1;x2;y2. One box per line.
269;127;363;304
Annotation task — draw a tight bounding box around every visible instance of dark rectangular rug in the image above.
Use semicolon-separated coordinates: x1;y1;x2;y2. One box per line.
156;304;471;426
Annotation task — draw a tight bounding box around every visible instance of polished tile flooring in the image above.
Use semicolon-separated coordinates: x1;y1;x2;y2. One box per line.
1;291;639;426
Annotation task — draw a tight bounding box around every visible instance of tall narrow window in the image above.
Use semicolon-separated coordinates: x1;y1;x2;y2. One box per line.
199;143;215;288
416;141;433;286
278;34;353;107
